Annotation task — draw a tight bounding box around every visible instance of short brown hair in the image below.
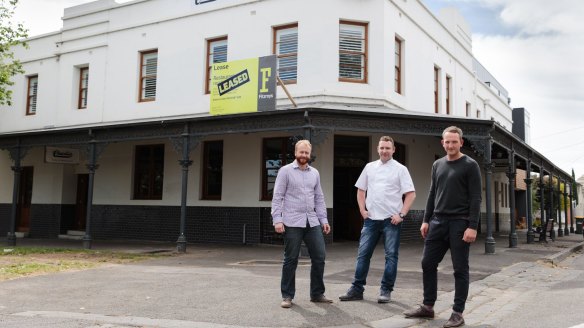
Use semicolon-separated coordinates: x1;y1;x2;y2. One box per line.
379;136;395;145
442;126;463;139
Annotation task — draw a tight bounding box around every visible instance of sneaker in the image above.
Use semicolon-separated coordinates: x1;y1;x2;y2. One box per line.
310;294;333;303
281;298;292;308
377;290;391;303
339;288;363;301
443;312;465;328
404;305;435;319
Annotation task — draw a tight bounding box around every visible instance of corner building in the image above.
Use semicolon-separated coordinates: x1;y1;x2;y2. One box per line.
0;0;572;247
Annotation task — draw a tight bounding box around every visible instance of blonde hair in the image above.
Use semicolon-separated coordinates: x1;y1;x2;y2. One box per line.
379;136;395;145
295;139;312;151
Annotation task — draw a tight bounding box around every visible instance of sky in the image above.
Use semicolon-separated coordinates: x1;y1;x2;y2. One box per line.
9;0;584;179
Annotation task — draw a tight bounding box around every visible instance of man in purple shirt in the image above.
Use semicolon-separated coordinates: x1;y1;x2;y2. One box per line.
272;139;332;308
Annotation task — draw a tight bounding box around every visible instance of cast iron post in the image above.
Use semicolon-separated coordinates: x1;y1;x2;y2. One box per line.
506;148;517;248
564;182;569;236
569;185;575;233
525;158;534;243
484;138;495;254
83;137;99;249
539;164;547;242
176;125;193;253
557;177;564;237
7;146;22;246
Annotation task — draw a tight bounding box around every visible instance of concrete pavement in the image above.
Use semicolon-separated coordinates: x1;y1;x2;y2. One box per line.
0;230;583;328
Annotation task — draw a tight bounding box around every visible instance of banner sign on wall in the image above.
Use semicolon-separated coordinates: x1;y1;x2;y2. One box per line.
210;55;276;116
45;147;80;164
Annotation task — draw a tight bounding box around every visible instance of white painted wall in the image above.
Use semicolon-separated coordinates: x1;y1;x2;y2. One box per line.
1;0;514;134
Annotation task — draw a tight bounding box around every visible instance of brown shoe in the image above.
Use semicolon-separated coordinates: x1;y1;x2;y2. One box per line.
281;298;292;308
310;294;333;303
443;312;465;327
404;305;435;318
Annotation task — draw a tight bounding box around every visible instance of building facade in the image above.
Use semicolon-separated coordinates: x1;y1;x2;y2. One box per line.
0;0;574;248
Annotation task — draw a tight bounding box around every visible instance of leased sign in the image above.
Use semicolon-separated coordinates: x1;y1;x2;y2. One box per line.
210;55;276;116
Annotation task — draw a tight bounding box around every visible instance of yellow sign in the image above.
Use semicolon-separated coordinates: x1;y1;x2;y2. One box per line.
210;55;276;116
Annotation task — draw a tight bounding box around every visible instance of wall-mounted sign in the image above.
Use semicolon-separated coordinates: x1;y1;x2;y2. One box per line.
45;147;80;164
210;55;276;116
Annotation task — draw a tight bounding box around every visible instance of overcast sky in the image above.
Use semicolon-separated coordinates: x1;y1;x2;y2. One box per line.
11;0;584;179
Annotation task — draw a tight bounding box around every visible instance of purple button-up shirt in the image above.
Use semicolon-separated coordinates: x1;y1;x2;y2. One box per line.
271;160;328;228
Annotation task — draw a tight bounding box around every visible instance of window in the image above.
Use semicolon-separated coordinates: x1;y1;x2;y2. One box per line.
139;50;158;102
273;24;298;83
434;66;440;113
205;37;228;94
262;137;294;200
394;37;402;94
26;75;38;115
339;21;367;83
445;75;451;115
202;140;223;200
133;144;164;200
466;102;471;117
477;109;481;118
78;67;89;109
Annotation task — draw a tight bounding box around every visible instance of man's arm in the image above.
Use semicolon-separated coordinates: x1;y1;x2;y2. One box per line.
271;167;288;232
357;188;368;219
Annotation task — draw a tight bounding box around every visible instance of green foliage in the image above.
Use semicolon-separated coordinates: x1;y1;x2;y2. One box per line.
0;0;28;106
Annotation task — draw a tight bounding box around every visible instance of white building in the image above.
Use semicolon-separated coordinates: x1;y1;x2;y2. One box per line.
0;0;572;248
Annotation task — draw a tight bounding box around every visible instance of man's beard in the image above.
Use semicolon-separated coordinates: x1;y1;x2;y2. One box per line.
296;156;309;165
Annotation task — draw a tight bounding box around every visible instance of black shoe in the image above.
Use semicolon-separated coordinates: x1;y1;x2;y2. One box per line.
310;294;333;303
443;312;465;327
404;305;435;318
339;288;363;301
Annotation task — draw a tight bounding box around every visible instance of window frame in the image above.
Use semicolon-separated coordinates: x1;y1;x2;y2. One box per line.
139;50;158;102
394;37;402;94
201;140;224;200
133;144;165;200
338;20;368;83
78;67;89;109
466;101;471;117
205;36;228;94
273;23;298;84
26;75;38;116
445;75;451;115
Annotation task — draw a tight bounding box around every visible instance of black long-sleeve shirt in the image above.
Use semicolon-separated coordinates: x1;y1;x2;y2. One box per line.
423;155;482;229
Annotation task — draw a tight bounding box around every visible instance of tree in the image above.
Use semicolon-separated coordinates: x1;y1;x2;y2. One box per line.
0;0;28;106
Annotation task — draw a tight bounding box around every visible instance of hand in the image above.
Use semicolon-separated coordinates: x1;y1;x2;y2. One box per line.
274;222;285;234
322;224;331;235
463;228;477;243
390;213;403;225
420;222;429;239
360;209;369;220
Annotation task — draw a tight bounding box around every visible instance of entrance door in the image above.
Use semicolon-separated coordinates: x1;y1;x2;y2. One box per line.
16;166;34;232
333;136;369;241
74;174;89;230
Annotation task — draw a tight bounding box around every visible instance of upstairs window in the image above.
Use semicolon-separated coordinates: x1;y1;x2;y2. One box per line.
466;101;471;117
339;21;367;83
273;24;298;83
139;50;158;102
394;37;402;94
78;67;89;109
206;37;228;94
26;75;38;115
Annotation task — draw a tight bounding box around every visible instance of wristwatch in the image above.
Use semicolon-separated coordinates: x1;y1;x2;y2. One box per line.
398;213;405;218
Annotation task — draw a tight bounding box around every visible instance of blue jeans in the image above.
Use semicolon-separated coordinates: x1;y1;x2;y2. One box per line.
281;225;326;299
421;216;470;313
351;218;401;293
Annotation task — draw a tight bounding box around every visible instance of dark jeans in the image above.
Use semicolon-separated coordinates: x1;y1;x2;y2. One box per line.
281;224;326;299
421;216;470;313
351;218;401;293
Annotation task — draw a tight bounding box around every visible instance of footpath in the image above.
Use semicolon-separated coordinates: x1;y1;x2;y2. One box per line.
0;230;583;328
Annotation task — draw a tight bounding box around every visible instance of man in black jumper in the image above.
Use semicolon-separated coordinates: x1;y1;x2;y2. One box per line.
405;126;482;328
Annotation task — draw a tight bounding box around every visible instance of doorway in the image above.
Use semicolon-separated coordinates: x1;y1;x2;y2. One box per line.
74;174;89;231
16;166;34;232
333;136;369;241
